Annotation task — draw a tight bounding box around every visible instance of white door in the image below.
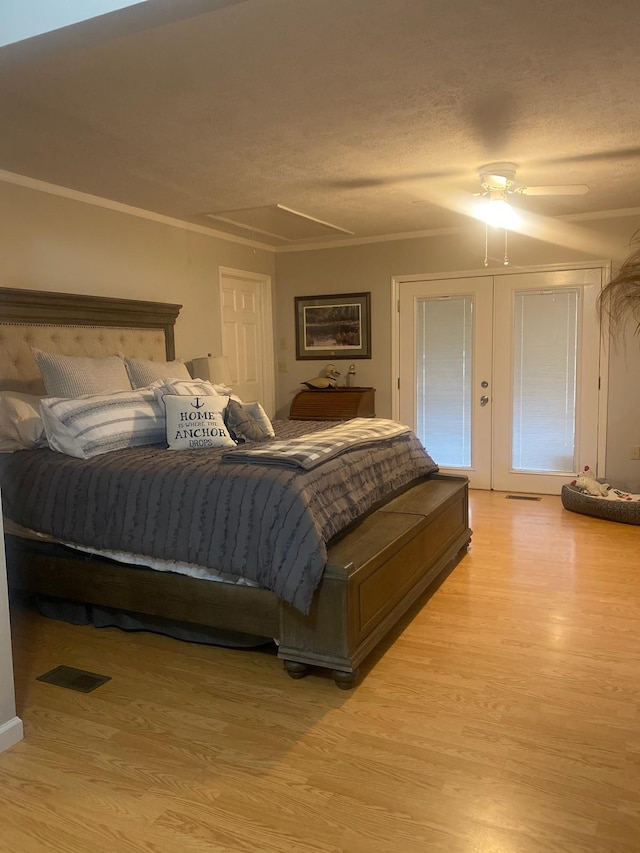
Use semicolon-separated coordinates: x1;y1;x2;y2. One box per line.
491;268;602;493
397;267;605;494
398;275;494;489
219;267;275;416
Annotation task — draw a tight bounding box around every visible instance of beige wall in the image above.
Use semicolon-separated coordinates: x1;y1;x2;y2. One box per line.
0;180;275;363
275;215;640;491
0;506;23;752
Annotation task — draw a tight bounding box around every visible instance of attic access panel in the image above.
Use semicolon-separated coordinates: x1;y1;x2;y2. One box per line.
204;204;353;243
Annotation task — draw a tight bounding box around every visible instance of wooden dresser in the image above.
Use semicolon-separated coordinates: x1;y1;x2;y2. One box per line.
289;387;376;421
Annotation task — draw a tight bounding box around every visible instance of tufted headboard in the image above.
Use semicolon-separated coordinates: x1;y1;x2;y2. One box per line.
0;287;182;394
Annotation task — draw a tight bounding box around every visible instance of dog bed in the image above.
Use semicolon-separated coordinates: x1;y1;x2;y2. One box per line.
561;484;640;525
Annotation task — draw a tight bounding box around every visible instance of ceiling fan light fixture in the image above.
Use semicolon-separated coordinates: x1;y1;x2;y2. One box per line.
475;196;520;229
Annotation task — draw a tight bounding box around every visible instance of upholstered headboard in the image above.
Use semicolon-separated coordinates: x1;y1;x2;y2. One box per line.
0;288;181;394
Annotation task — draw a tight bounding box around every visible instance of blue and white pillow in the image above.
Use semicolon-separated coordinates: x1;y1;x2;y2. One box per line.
40;389;166;459
148;377;235;405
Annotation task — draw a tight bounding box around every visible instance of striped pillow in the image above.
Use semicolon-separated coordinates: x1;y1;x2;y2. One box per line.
149;377;234;402
40;389;166;459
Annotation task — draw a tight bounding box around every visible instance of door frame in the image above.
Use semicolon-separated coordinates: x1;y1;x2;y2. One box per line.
391;261;611;483
219;266;276;416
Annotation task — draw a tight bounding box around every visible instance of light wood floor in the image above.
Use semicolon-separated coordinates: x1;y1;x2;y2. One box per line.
2;490;640;853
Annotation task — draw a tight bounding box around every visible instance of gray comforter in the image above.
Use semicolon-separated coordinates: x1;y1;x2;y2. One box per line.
0;419;438;613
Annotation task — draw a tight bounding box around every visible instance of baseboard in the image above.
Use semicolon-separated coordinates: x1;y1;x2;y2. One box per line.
0;715;24;752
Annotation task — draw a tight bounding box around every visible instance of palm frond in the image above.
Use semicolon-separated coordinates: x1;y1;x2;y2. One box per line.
599;230;640;334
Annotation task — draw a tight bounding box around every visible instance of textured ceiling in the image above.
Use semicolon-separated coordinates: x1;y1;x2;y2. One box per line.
1;0;640;250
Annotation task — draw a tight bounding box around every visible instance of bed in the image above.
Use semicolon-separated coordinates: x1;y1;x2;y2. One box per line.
0;286;471;688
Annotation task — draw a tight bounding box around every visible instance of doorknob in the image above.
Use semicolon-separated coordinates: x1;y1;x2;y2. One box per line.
480;395;489;406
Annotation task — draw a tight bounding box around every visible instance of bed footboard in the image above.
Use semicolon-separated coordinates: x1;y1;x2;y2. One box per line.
278;474;471;687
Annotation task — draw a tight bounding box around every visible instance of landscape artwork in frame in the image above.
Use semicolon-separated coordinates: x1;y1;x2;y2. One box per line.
295;292;371;360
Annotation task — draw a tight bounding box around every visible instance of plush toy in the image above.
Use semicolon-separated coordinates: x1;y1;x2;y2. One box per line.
302;363;341;389
570;465;610;497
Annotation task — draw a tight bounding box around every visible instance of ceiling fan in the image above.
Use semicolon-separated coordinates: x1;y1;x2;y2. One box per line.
474;161;589;229
466;162;590;266
409;161;590;231
477;161;589;204
327;153;619;261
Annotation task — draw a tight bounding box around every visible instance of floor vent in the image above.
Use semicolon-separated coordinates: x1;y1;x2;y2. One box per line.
36;665;111;693
506;495;542;501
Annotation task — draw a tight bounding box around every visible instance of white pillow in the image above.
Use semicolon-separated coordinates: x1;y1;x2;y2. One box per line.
0;391;47;451
40;389;165;459
124;356;191;388
32;348;132;397
163;395;235;450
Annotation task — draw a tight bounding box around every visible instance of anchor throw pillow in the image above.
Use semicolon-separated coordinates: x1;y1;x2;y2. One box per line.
163;394;235;450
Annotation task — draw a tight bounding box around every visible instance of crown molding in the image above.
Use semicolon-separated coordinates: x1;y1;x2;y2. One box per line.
0;170;275;252
3;169;639;255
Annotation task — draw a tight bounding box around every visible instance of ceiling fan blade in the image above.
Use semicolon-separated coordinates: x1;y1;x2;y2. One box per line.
516;184;590;196
545;146;640;166
324;167;462;190
507;210;621;258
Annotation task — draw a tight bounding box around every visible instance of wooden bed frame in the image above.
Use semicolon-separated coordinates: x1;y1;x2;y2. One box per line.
0;287;471;688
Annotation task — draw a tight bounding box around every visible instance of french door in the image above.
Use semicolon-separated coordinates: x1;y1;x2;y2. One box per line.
397;267;605;494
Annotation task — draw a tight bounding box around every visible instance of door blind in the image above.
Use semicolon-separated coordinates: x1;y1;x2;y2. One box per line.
416;296;473;466
511;289;578;473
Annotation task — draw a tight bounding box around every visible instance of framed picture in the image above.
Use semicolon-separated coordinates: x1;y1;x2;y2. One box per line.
295;292;371;360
